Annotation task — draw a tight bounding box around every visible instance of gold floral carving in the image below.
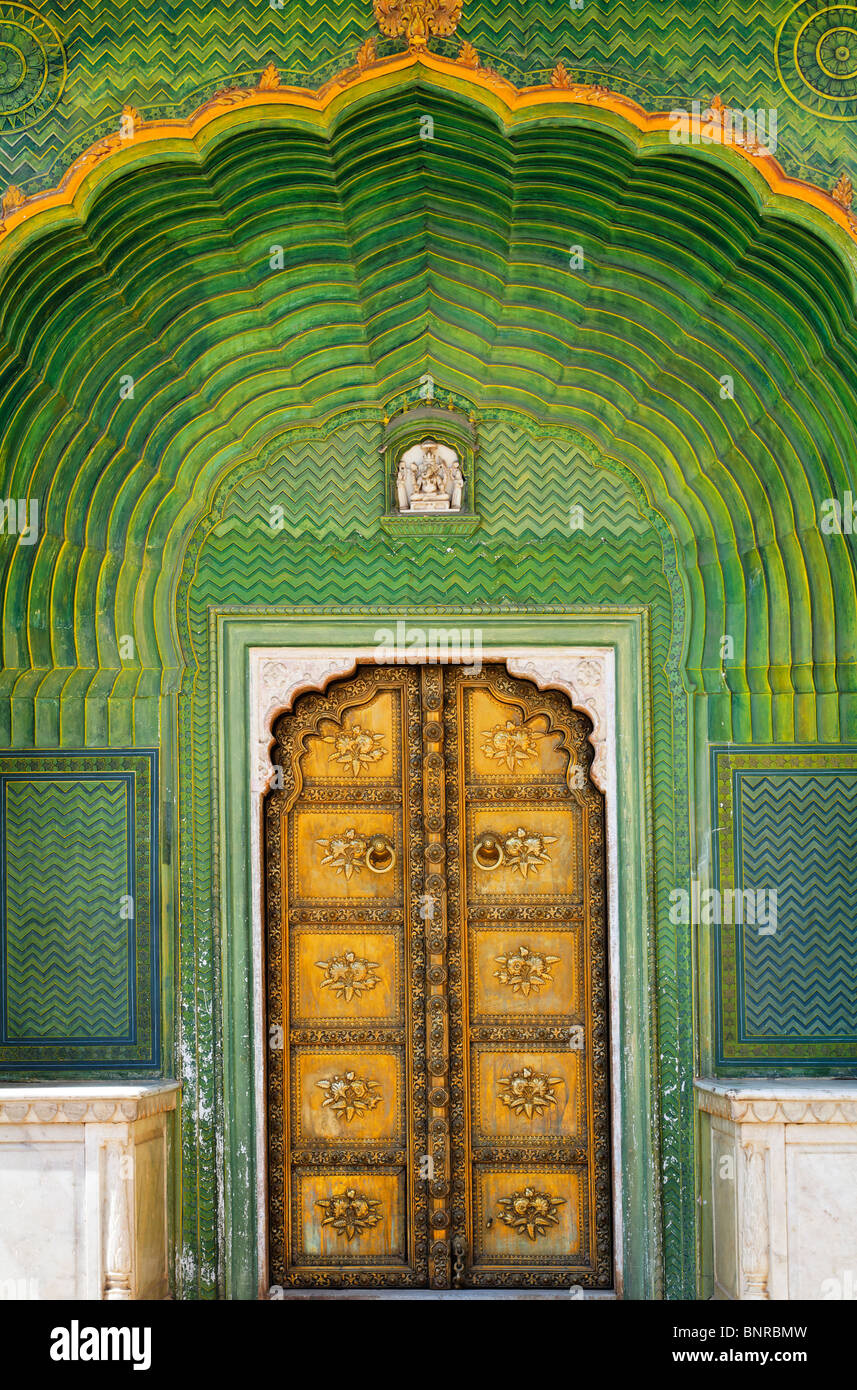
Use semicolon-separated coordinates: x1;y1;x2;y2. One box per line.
473;826;557;876
833;173;853;212
357;38;377;70
317;1187;383;1240
317;827;396;875
316;950;382;1001
258;63;281;90
317;826;368;877
119;106;140;139
494;943;560;996
497;1065;562;1119
1;186;26;219
323;724;387;774
497;1186;565;1240
457;40;479;68
197;85;251;113
551;62;572;89
317;1070;383;1121
374;0;463;49
480;719;544;771
701;94;729;134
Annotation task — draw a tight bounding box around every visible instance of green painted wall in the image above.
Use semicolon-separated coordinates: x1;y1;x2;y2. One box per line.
180;419;685;1296
5;0;857;194
2;61;857;1298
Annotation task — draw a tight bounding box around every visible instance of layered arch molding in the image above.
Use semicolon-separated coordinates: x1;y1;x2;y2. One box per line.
1;63;857;744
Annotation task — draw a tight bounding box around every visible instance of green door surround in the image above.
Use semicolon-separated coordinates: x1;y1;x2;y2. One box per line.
214;607;669;1300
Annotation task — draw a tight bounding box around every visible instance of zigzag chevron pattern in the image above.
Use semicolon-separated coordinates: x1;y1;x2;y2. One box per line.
5;0;856;191
3;778;131;1040
739;771;857;1040
190;531;667;631
477;423;653;538
217;420;658;541
220;423;383;536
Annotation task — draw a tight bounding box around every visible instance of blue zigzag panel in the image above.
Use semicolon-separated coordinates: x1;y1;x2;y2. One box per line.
4;777;131;1040
713;747;857;1067
740;771;857;1041
0;750;160;1072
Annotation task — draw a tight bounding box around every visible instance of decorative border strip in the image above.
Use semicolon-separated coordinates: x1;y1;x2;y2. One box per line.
695;1078;857;1125
2;50;856;261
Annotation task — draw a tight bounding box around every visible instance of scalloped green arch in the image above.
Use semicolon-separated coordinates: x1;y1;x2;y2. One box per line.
1;67;856;748
4;62;857;1299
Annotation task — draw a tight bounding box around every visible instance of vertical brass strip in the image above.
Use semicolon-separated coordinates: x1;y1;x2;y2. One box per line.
443;665;469;1286
421;664;451;1289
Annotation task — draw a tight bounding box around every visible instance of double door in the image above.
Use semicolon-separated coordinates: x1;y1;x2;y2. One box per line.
265;662;611;1289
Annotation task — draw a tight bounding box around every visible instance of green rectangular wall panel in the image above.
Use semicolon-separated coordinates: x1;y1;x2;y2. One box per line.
713;746;857;1068
0;751;160;1072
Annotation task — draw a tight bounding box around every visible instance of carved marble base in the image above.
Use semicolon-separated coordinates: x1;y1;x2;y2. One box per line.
404;496;452;512
0;1083;179;1300
696;1079;857;1300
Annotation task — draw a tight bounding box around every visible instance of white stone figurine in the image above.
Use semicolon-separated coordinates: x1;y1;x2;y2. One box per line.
395;438;464;513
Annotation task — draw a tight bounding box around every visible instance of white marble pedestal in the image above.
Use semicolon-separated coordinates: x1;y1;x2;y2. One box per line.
0;1082;179;1300
696;1078;857;1300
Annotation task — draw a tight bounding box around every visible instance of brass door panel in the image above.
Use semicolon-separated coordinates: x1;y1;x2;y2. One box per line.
470;1047;583;1141
474;1166;584;1262
290;929;403;1025
291;1047;405;1146
470;925;583;1020
265;662;611;1290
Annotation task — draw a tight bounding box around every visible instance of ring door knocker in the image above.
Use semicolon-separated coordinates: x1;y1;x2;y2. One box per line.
472;827;558;878
472;832;504;870
316;827;397;877
365;834;396;874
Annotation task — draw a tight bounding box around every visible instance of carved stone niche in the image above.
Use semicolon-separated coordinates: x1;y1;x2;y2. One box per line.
380;405;478;532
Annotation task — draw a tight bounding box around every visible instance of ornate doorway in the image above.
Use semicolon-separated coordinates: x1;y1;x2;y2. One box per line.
264;661;611;1290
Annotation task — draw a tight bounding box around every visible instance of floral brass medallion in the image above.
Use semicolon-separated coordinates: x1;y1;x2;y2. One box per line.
481;719;544;771
316;950;381;1001
317;827;367;877
317;1187;383;1241
473;826;557;876
317;827;396;876
497;1065;563;1119
497;1187;566;1241
323;724;387;775
317;1070;382;1122
494;943;560;997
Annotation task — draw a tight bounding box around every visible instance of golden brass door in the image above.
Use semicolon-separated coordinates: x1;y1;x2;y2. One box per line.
265;663;611;1290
